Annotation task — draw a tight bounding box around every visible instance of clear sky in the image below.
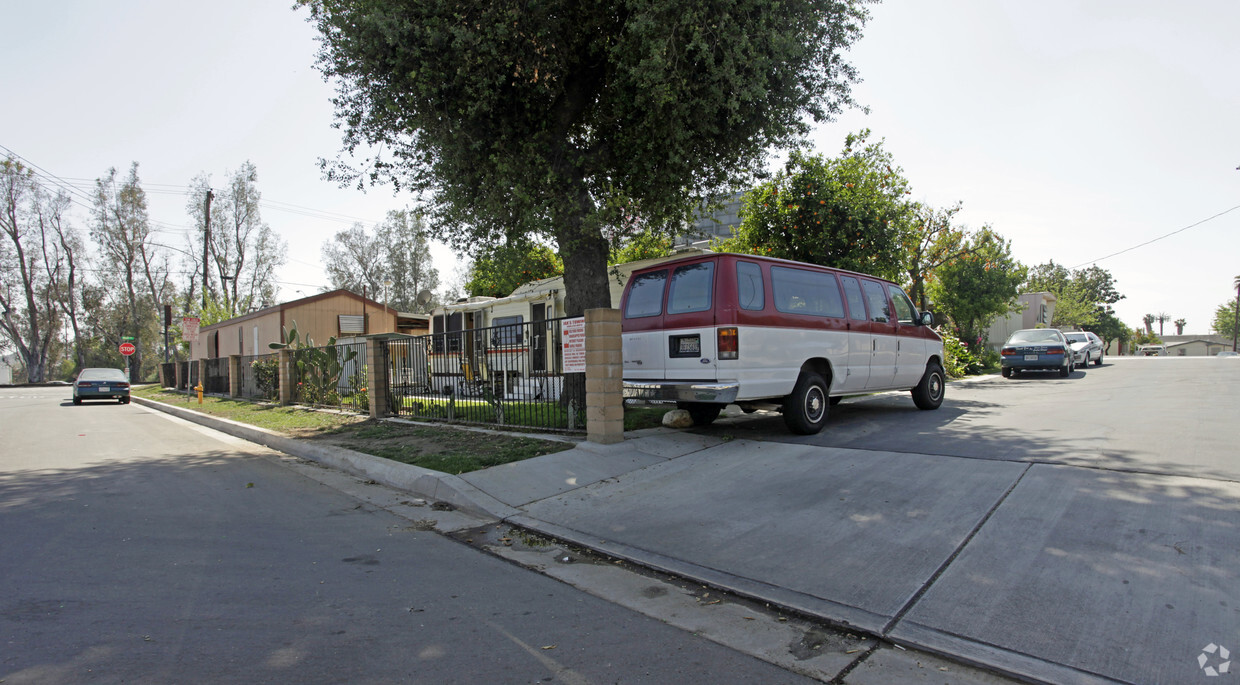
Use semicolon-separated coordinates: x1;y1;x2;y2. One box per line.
3;1;1237;335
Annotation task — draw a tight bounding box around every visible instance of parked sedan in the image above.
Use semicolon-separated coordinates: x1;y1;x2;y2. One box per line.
1064;331;1104;367
1000;329;1074;378
73;367;131;404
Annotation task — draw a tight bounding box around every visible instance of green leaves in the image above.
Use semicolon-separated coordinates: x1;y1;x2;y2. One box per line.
717;131;911;281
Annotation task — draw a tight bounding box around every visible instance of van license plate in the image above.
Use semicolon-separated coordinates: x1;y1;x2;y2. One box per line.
678;338;700;355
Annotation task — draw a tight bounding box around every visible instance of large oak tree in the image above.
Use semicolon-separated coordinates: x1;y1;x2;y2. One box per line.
301;0;870;316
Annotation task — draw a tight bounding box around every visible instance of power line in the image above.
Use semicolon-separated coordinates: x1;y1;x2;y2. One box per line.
1071;204;1240;269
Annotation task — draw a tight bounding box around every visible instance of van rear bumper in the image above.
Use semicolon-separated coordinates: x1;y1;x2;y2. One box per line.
622;380;739;404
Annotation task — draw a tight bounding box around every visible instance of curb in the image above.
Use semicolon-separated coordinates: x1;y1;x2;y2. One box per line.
132;396;521;521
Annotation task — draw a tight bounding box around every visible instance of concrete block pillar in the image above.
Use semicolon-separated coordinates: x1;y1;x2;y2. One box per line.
278;349;293;406
367;338;390;418
585;308;623;444
228;355;241;397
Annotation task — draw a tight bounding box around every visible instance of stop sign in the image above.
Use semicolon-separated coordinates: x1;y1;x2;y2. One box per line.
119;342;136;356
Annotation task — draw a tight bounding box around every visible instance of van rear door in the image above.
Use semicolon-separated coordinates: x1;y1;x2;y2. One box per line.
621;269;668;380
660;260;718;381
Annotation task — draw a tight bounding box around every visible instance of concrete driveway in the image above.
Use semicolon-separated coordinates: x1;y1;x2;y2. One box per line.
474;357;1240;684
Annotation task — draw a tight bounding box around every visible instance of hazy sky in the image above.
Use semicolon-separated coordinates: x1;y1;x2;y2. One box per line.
3;1;1237;334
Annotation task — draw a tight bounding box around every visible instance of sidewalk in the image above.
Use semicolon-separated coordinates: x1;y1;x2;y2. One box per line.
135;396;1240;685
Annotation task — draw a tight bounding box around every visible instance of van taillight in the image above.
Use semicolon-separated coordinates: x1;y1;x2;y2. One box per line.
718;327;738;360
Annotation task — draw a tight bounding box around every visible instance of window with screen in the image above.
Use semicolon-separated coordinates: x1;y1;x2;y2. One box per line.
490;315;524;346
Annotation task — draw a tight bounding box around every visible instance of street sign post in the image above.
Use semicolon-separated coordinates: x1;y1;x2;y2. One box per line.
119;342;136;356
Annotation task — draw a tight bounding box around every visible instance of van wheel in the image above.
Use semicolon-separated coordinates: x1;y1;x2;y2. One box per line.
783;372;829;435
678;402;722;427
912;362;945;410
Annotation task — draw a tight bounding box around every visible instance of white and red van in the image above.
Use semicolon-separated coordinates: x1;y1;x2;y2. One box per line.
620;253;945;434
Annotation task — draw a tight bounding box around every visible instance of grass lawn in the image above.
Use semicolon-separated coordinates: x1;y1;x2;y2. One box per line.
134;385;575;474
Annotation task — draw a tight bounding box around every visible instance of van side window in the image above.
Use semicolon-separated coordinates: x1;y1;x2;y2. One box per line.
860;280;890;323
839;276;867;321
736;261;764;311
771;266;845;318
888;285;917;325
625;271;667;318
667;262;714;314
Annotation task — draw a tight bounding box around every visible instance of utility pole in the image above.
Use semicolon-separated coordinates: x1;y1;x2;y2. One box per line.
202;189;214;310
1232;274;1239;352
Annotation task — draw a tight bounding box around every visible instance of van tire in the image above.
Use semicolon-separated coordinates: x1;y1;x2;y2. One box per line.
912;362;946;410
783;372;829;435
678;402;722;427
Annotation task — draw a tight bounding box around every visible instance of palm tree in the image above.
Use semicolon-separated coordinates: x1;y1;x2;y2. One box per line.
1232;275;1239;352
1174;318;1186;335
1143;313;1155;335
1156;312;1170;336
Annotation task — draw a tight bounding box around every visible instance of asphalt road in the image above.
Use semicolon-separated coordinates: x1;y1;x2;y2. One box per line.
0;388;817;684
711;356;1240;481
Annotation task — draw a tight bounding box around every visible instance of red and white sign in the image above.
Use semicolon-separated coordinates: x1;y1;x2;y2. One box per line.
119;342;136;356
182;317;200;343
561;317;586;373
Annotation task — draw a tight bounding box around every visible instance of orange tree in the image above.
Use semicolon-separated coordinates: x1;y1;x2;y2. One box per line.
717;131;913;282
464;239;563;299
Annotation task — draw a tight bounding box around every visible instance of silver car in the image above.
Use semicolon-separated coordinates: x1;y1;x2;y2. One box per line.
1064;331;1104;367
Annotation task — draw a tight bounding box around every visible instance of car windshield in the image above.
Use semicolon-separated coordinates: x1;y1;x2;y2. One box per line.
79;368;126;382
1008;330;1061;344
1064;333;1087;343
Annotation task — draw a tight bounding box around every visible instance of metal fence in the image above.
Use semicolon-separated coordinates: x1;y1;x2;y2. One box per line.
183;361;198;391
385;317;585;432
203;358;229;395
238;353;279;401
288;342;369;413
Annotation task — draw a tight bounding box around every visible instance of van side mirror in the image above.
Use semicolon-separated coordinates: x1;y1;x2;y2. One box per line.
919;311;934;326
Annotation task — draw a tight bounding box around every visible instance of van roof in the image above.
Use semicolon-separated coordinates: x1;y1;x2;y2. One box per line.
627;252;899;285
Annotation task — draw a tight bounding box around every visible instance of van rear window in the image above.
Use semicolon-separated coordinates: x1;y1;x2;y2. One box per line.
771;267;844;318
625;271;667;318
667;262;714;314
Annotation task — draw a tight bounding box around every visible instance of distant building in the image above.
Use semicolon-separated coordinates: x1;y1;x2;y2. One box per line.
191;289;429;359
1156;334;1235;357
984;292;1058;351
0;353;16;385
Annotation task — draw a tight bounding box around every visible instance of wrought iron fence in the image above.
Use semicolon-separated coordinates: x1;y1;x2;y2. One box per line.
385;317;585;432
288;342;368;413
185;361;198;391
203;358;229;395
238;353;279;401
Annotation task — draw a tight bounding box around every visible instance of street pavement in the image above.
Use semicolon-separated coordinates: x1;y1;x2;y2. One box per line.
135;356;1240;684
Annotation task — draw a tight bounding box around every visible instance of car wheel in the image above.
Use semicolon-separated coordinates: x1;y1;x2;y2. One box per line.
677;402;721;427
1060;359;1071;377
912;362;946;410
121;397;130;404
1095;353;1103;366
1001;367;1012;378
73;396;82;405
782;371;829;435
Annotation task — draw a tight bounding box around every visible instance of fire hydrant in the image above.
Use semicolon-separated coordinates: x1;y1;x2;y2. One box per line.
194;382;203;404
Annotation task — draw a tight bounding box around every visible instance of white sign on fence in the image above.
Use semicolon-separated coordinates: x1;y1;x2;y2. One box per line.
561;316;586;373
182;317;200;343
